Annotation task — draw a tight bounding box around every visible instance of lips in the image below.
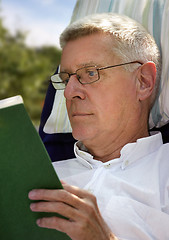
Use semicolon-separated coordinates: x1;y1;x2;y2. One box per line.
72;112;93;117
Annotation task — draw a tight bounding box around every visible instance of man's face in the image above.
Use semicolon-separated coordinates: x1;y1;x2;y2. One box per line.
60;33;139;148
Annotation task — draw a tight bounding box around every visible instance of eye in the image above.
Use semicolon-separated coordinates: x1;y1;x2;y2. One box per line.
85;67;97;78
88;70;96;77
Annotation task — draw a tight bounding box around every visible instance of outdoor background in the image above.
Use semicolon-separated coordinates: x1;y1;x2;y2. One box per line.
0;0;76;126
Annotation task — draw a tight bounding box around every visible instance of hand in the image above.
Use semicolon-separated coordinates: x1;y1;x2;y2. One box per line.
28;183;118;240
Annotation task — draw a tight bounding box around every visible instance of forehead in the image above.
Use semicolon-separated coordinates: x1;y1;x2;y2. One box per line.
60;33;117;70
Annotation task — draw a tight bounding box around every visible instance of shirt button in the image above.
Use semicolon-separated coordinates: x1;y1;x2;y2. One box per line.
104;164;111;168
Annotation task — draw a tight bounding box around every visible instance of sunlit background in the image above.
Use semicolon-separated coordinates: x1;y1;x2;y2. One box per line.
1;0;77;48
0;0;77;125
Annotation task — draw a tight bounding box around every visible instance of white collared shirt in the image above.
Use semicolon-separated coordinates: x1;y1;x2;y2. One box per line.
53;132;169;240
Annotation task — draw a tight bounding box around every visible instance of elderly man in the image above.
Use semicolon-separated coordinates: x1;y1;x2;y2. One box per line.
29;13;169;240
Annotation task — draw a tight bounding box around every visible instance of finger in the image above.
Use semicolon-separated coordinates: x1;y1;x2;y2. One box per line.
62;183;99;213
36;216;74;234
29;189;100;223
62;183;97;202
29;189;85;210
29;186;99;216
29;188;73;202
60;180;66;184
29;184;95;202
36;214;118;240
60;184;101;219
30;201;81;220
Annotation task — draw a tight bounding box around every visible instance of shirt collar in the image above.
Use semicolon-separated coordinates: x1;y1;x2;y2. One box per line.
74;132;163;170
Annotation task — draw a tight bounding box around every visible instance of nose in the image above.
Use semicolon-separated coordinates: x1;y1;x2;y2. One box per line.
64;75;85;100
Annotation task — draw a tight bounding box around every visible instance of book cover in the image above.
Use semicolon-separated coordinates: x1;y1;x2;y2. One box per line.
0;96;71;240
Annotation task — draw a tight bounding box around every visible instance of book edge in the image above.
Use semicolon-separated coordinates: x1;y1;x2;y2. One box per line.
0;95;23;109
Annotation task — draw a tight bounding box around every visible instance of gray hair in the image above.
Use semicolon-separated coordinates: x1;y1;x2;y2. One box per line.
60;13;161;107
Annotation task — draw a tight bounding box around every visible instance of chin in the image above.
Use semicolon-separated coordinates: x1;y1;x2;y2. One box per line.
72;130;87;141
72;127;95;142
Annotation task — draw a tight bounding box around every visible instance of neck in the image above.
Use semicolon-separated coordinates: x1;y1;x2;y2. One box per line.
83;126;149;163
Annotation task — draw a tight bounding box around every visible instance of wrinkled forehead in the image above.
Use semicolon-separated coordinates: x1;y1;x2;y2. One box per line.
60;33;119;71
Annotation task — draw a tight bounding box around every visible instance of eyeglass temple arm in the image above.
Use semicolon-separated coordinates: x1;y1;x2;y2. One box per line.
98;61;143;71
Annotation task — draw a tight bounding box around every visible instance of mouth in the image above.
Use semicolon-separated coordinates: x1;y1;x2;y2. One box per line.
72;113;93;117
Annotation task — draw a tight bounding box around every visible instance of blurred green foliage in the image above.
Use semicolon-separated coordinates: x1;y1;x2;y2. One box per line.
0;16;61;126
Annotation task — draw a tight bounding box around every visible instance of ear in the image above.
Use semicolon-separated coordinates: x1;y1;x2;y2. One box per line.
136;62;156;101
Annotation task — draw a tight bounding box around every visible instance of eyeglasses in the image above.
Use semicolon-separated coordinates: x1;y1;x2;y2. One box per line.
50;61;143;90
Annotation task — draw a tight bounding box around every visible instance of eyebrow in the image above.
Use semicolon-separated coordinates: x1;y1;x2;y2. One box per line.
60;61;103;72
77;61;104;68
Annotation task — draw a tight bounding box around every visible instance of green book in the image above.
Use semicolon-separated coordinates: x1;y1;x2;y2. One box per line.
0;96;71;240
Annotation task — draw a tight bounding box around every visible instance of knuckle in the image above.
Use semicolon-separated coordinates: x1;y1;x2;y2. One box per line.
89;194;97;204
50;216;59;225
55;202;65;212
37;216;57;229
37;189;46;197
36;202;47;211
31;201;55;212
59;189;68;200
86;203;96;217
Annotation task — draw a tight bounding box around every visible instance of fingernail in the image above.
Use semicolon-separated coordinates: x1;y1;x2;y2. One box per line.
36;219;41;226
28;190;36;199
30;203;36;211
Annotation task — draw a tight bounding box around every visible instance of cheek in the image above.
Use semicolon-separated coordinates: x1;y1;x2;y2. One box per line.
98;99;123;125
97;87;123;113
97;84;137;124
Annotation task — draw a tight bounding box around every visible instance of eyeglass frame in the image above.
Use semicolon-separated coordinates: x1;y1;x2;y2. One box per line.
50;60;143;90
